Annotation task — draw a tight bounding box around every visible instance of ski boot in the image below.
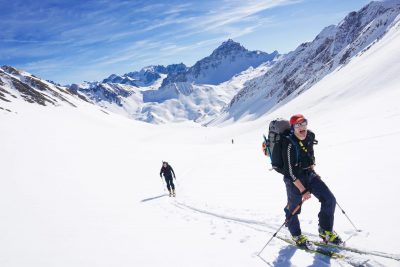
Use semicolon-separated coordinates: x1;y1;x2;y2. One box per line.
172;189;176;197
292;234;311;249
168;190;172;197
319;227;344;245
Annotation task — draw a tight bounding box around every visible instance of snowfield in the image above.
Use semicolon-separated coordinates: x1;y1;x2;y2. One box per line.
2;4;400;267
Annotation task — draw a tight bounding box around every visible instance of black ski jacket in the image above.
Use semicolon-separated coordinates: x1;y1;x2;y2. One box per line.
281;130;316;182
160;165;175;179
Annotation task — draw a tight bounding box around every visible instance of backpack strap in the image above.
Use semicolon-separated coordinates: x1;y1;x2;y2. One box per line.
286;133;300;166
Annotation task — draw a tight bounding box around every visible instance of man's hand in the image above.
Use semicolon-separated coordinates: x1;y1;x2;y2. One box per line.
294;179;311;201
302;191;311;201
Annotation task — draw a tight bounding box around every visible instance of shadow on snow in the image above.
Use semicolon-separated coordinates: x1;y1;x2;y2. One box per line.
140;194;168;202
258;245;331;267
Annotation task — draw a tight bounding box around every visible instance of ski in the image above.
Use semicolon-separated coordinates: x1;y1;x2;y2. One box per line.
275;236;379;266
276;236;345;259
278;235;400;263
309;239;400;261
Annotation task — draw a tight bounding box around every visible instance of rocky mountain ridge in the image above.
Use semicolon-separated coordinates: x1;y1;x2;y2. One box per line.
215;0;400;123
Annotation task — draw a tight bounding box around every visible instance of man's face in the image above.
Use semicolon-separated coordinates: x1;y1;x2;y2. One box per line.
293;119;308;140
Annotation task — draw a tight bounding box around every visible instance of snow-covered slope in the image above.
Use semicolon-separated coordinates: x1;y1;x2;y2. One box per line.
0;65;90;113
66;40;279;124
161;39;279;86
65;60;275;124
1;8;400;265
143;39;279;106
215;0;400;124
68;64;188;108
102;64;187;87
138;62;275;124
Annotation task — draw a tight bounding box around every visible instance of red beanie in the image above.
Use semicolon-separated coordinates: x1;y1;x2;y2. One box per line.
290;114;305;126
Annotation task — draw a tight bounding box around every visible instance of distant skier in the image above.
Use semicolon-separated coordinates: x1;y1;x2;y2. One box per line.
280;114;343;247
160;161;176;197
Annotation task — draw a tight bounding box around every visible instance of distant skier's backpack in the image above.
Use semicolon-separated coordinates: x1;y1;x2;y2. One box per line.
262;119;292;174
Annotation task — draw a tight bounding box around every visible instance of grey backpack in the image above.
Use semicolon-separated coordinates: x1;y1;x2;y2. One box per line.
263;119;292;173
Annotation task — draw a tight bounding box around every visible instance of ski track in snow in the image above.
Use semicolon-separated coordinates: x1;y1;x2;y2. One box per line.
141;195;400;267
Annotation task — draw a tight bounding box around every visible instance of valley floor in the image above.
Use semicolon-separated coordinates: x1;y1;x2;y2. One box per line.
1;102;400;266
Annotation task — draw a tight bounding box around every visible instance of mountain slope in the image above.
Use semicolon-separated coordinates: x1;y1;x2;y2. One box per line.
62;40;277;124
102;64;187;87
144;40;279;105
215;0;400;123
66;40;279;124
0;66;90;113
161;39;279;86
132;62;275;124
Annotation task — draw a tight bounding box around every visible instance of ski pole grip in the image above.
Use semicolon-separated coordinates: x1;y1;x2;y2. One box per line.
292;204;302;215
290;199;305;217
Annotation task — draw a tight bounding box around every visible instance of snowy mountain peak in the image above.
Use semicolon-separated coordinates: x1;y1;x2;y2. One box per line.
364;0;400;11
159;39;279;88
210;39;248;57
214;0;400;124
165;63;188;74
338;0;400;29
1;65;18;75
1;65;32;78
60;38;279;124
102;63;188;87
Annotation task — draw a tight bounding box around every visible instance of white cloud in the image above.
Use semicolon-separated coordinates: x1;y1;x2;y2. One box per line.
1;0;302;83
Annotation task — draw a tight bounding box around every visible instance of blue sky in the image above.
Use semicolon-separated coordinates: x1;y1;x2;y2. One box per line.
0;0;370;84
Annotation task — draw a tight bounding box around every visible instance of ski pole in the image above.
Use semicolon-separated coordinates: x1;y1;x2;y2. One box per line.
313;172;361;232
336;201;361;232
257;199;305;256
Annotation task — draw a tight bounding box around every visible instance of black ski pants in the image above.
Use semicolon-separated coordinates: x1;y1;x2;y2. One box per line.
284;171;336;237
164;176;175;191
